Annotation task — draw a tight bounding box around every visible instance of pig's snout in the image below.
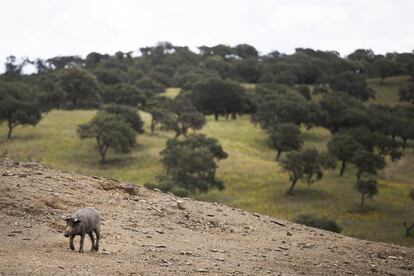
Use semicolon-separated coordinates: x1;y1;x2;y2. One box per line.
64;233;69;237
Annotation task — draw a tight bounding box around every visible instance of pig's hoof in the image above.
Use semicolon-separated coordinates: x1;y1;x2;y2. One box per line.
79;249;84;253
70;246;75;250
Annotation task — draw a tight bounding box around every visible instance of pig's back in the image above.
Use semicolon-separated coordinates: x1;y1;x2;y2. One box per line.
73;207;100;233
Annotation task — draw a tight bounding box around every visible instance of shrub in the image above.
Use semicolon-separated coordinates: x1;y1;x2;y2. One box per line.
144;183;158;190
294;214;342;233
170;187;189;197
144;182;189;197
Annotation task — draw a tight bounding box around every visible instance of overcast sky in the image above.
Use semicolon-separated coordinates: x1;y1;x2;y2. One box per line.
0;0;413;71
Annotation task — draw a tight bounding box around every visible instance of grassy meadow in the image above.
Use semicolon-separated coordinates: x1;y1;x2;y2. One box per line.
1;79;414;247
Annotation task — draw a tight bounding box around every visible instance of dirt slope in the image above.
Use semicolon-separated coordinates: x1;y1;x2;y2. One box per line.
0;158;413;275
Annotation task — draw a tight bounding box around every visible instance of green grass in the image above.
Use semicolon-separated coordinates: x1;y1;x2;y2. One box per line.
1;77;414;247
368;75;410;105
160;87;181;98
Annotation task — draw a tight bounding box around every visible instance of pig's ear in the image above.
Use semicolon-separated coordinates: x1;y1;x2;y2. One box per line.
63;216;71;222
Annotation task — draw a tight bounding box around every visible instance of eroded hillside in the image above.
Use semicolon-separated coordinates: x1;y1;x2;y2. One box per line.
0;158;413;275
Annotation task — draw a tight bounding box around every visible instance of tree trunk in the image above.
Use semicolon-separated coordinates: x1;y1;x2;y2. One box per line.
150;119;156;135
404;222;414;237
214;113;219;121
97;137;108;164
360;193;365;209
356;171;362;181
7;119;13;139
231;113;237;120
276;149;282;161
380;77;385;85
100;150;106;164
340;160;346;176
403;138;407;149
287;178;298;195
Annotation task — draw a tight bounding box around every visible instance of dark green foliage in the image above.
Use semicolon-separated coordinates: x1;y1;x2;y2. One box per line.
135;77;166;97
57;68;102;109
295;85;311;100
258;72;275;83
161;96;206;138
93;67;128;85
373;58;402;85
351;150;386;180
399;120;414;149
347;49;375;62
328;134;363;176
85;52;109;69
234;59;262;83
303;101;326;130
2;56;30;80
235;44;259;59
190;78;253;120
47;55;83;70
159;134;228;193
328;71;375;100
144;96;172;135
301;149;336;185
273;71;298;85
312;84;329;95
144;182;190;197
319;93;368;133
407;59;414;81
173;66;220;89
204;56;234;80
101;83;146;107
0;81;42;139
100;104;144;133
268;123;303;160
198;44;235;59
35;73;66;111
281;149;335;195
77;111;136;163
294;214;342;233
148;67;174;87
345;127;403;161
355;179;378;209
253;85;308;128
399;83;414;104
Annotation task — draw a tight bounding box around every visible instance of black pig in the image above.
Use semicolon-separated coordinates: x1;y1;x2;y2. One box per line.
64;207;101;253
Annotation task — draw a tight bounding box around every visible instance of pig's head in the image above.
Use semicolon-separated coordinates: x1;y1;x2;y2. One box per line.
64;217;82;237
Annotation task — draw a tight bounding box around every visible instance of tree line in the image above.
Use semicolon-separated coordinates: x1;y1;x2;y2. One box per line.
1;43;414;208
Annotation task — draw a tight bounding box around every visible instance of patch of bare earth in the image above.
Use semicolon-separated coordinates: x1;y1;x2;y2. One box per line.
0;158;413;275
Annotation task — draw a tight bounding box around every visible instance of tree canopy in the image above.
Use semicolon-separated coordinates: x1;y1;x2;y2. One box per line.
268;123;303;160
281;149;335;195
159;134;228;194
77;111;137;163
0;81;42;139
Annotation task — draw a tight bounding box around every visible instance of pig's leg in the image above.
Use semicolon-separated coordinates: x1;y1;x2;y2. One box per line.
79;233;85;253
69;235;75;250
93;226;100;251
88;232;95;252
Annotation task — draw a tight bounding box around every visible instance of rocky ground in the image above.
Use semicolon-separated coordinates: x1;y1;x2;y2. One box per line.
0;158;413;275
